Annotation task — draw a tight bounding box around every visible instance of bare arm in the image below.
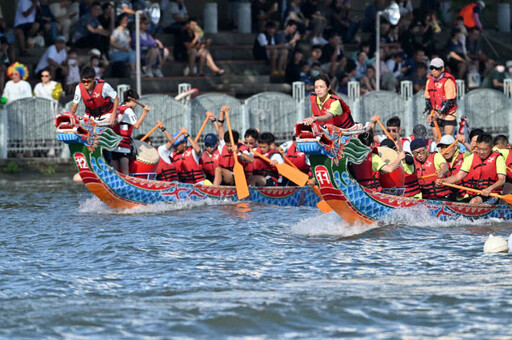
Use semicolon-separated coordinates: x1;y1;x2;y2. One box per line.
381;152;405;173
133;105;150;129
70;102;78;114
109;96;119;127
304;112;333;126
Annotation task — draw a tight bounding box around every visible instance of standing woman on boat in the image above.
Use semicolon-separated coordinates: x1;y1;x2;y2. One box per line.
303;74;354;129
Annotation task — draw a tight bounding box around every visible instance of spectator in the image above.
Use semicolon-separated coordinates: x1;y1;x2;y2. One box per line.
252;0;279;33
307;44;322;67
14;0;40;56
253;21;284;75
361;0;384;32
320;30;345;77
72;2;109;55
65;49;81;94
179;18;224;76
284;0;309;36
285;49;304;84
386;52;408;82
110;13;136;76
481;61;507;91
35;35;68;83
405;49;427;76
86;48;108;79
275;20;300;50
0;37;13;95
302;0;327;41
338;59;357;94
466;27;489;75
34;69;64;101
161;0;188;34
2;63;32;103
37;0;60;45
446;28;469;80
301;63;316;95
98;2;114;33
408;62;428;93
354;51;368;80
331;0;359;44
50;0;79;42
360;66;377;94
79;0;92;18
459;1;485;31
133;16;168;78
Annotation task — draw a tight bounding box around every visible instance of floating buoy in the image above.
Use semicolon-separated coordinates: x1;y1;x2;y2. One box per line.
508;234;512;253
73;173;83;184
484;234;509;253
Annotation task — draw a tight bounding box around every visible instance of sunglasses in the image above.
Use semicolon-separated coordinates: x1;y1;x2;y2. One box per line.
81;79;93;84
205;143;216;148
430;66;442;71
387;128;399;133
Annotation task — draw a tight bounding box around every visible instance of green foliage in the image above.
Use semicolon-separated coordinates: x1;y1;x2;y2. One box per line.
2;161;19;173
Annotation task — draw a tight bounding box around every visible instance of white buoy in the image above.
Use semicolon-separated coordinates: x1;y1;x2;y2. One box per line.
484;234;509;253
508;234;512;253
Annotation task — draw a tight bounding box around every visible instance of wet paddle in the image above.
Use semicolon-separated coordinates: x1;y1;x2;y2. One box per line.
312;185;333;213
141;123;161;142
194;112;213;143
376;118;401;151
430;110;442;143
441;182;512;204
225;110;249;199
252;150;309;187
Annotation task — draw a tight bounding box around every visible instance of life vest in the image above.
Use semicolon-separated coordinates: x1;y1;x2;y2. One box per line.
286;142;310;174
459;3;479;29
403;168;421;197
310;92;354;129
156;159;179;182
252;147;279;184
112;105;133;150
201;149;220;179
350;148;382;192
400;136;410;149
79;79;114;117
173;147;205;184
463;151;502;194
449;150;465;177
219;143;249;171
498;149;512;182
427;72;458;114
414;152;451;198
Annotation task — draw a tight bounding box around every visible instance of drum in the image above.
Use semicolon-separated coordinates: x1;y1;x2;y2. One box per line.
129;140;160;179
377;147;405;188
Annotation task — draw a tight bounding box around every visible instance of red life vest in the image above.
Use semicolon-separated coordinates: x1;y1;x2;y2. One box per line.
350;148;382;192
79;79;114;117
286;142;310;174
156;159;179;182
449;151;465;177
112;105;133;150
463;151;502;194
459;3;478;29
310;92;354;129
201;149;220;179
252;147;279;184
427;72;458;114
219;143;249;171
173;147;205;183
414;152;451;198
403;169;421;197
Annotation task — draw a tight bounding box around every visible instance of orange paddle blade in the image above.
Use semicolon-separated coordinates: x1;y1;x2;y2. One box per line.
312;185;333;213
233;158;249;199
275;163;309;186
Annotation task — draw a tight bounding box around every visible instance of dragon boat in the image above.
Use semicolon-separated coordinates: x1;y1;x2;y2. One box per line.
55;113;320;210
295;122;512;223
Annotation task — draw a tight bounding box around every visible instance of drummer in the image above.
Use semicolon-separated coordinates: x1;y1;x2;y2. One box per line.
111;90;150;174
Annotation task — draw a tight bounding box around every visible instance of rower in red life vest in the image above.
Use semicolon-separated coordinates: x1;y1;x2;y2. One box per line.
169;128;208;184
493;135;512;189
438;133;506;205
279;140;311;185
201;133;220;182
425;58;458;138
410;138;451;199
437;134;469;199
111;89;150;174
350;130;406;192
69;66;119;127
250;132;284;186
303;74;354;129
155;123;182;182
243;128;259;178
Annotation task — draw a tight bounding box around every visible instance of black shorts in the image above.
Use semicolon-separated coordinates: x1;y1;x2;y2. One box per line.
15;22;36;34
436;118;457;127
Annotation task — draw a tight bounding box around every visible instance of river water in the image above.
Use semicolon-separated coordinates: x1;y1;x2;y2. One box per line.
1;175;512;339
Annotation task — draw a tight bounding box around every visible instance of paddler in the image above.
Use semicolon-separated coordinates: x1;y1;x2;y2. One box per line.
437;134;469;199
201;133;220;183
493;135;512;192
249;132;284;186
69;66;119;127
303;74;354;129
401;124;437;153
437;133;506;205
155;122;181;182
350;130;406;192
170;128;208;184
111;89;150;175
371;116;403;149
279;140;311;185
410;138;451;199
424;57;458;137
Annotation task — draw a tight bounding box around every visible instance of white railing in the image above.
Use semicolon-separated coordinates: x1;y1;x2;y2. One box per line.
1;80;512;158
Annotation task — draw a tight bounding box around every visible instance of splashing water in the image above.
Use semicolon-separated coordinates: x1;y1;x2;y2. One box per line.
290;211;377;237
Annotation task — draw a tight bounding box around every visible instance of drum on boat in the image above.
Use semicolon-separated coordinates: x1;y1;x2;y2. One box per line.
129;140;160;179
377;147;405;188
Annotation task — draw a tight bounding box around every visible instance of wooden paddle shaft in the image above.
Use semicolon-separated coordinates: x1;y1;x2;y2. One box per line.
128;97;145;108
430;110;442;141
376;119;401;151
440;139;459;156
194;115;210;143
140;123;160;141
441;182;506;201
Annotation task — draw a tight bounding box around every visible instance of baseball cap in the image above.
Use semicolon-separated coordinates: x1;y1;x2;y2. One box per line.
430;57;444;69
413;124;427;139
56;35;66;42
437;135;456;147
89;48;101;57
204;133;218;147
173;132;187;146
410;138;426;151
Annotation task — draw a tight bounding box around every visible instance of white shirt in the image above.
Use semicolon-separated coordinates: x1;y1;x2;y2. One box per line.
14;0;37;27
2;80;32;102
158;144;173;164
113;107;137;153
34;80;61;100
67;59;80;85
35;45;68;73
73;81;117;103
161;0;187;28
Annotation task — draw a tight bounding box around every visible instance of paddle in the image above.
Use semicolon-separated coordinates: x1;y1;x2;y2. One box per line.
441;182;512;204
312;185;333;213
194;112;213;143
376;118;401;151
419;140;460;180
252;150;309;187
225;109;249;199
128;96;145;108
141;122;161;142
430;110;442;143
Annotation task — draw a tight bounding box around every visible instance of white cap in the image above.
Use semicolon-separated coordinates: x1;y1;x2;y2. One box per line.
438;134;455;147
430;57;444;69
477;1;485;9
89;48;101;57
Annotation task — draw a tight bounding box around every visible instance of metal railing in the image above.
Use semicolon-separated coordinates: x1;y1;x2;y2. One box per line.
1;80;512;158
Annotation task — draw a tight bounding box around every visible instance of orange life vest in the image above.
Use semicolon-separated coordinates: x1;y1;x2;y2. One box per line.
403;170;421;197
463;151;502;194
459;3;479;29
252;147;279;184
351;148;382;192
201;149;220;179
79;79;114;117
415;152;451;198
219;143;250;171
427;72;458;114
156;159;179;182
449;151;465;177
173;147;205;183
310;92;354;128
286;142;310;174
